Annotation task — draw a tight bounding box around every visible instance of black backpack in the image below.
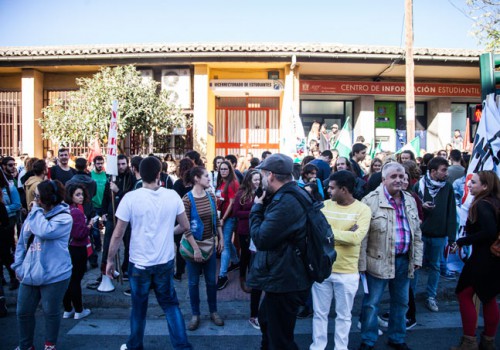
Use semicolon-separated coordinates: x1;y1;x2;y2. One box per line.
285;188;336;283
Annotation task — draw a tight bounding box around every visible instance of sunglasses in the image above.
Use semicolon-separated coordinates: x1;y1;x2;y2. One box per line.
6;163;16;167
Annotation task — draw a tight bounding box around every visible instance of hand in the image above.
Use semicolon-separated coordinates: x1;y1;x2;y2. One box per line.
217;237;224;253
449;242;458;253
422;201;435;210
28;201;37;211
349;224;359;232
102;214;108;222
220;219;224;227
193;248;203;263
106;260;116;279
254;190;266;205
110;182;119;193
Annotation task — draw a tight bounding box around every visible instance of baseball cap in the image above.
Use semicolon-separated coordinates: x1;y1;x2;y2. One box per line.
256;153;293;175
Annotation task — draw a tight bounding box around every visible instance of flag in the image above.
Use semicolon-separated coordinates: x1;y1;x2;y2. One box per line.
106;100;119;176
460;93;500;224
333;117;352;158
87;137;102;164
396;136;421;157
370;141;382;158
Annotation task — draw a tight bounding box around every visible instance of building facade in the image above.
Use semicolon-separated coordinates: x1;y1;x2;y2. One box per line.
0;43;481;161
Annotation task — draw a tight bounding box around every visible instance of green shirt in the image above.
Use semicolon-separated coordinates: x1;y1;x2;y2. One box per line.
91;170;107;209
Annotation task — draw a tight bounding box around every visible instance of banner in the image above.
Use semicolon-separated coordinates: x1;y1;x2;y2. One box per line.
106;100;119;176
460;94;500;224
333;117;352;158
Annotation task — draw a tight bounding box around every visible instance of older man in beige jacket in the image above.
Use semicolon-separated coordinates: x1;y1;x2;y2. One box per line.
358;162;423;350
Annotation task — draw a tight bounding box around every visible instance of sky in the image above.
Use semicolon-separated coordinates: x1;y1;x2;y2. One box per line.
0;0;483;50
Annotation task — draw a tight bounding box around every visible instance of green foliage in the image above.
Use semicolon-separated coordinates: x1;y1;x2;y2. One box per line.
40;65;188;151
466;0;500;51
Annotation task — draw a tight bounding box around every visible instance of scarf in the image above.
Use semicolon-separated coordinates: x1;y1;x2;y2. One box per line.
418;171;446;200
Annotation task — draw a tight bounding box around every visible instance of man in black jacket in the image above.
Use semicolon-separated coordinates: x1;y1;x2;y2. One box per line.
248;153;312;350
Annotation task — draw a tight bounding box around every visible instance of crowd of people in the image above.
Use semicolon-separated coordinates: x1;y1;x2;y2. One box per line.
0;134;498;350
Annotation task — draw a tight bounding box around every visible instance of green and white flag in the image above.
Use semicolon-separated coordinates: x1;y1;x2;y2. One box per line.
370;140;382;158
333;117;352;158
396;136;420;157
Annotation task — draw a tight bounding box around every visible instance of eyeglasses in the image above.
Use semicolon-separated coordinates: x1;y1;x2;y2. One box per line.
6;163;16;167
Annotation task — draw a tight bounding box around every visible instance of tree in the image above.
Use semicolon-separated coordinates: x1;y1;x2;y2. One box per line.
466;0;500;51
40;65;188;154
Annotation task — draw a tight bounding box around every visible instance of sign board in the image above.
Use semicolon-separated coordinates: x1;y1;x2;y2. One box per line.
300;80;481;98
210;79;284;96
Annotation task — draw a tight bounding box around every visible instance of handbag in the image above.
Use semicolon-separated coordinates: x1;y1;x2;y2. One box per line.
179;191;217;262
491;233;500;257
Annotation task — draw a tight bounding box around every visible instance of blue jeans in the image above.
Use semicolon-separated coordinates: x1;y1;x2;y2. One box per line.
127;261;192;350
17;278;70;349
185;250;217;315
360;255;410;346
219;217;239;277
422;236;446;299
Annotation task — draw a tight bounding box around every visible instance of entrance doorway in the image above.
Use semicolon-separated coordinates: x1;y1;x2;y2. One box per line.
215;97;280;157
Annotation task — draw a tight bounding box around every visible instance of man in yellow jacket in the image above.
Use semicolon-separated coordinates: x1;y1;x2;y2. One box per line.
310;170;371;350
358;162;423;350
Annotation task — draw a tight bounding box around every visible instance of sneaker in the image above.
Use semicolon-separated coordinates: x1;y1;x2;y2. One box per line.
74;309;91;320
120;344;128;350
122;272;129;281
406;318;417;330
86;276;102;290
357;321;383;335
63;309;75;319
227;262;240;272
123;289;131;296
217;276;228;290
14;347;35;350
380;311;390;322
440;271;456;281
173;272;182;282
296;306;313;319
378;315;388;328
187;315;200;331
425;298;439;312
44;345;56;350
249;317;260;330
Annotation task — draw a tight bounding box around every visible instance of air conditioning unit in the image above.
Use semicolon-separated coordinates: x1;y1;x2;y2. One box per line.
161;68;191;109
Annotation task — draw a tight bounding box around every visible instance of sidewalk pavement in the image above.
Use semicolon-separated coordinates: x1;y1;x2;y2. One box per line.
3;249;461;319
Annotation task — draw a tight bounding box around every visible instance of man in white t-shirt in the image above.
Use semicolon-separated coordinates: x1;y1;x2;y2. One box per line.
106;156;192;350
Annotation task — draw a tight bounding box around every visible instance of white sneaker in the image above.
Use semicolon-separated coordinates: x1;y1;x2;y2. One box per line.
120;344;128;350
74;308;91;320
378;315;388;328
357;320;383;335
425;298;439;312
63;309;75;319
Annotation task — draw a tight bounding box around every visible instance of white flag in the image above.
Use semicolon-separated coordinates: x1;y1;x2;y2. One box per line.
106;100;119;176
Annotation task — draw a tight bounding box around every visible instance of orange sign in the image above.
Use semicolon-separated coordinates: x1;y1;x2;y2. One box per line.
300;80;481;97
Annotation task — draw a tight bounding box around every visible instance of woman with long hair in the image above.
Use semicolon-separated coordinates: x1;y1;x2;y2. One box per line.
172;158;195;281
0;167;21;290
363;158;382;183
62;184;93;320
215;160;240;290
451;171;500;350
232;170;262;293
181;166;224;331
12;180;72;350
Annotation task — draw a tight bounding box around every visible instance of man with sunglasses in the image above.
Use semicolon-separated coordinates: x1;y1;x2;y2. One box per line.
1;157;17;182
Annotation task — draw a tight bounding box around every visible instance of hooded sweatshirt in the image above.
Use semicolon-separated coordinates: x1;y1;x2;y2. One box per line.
25;175;43;206
12;203;73;286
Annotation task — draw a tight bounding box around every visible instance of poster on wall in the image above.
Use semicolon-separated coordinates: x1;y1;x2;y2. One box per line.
375;102;396;129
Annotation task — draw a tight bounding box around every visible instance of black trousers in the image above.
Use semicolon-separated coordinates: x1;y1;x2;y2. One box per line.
63;245;87;313
258;289;309;350
174;233;186;275
101;219;130;273
0;220;16;281
238;234;251;279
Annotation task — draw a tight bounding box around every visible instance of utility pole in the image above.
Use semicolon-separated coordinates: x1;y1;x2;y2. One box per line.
405;0;415;141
